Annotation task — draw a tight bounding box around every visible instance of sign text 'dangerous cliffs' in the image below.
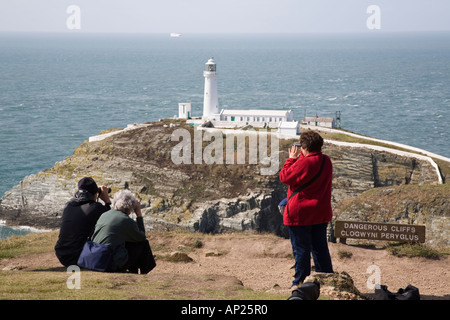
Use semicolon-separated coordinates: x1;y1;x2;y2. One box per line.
334;220;425;243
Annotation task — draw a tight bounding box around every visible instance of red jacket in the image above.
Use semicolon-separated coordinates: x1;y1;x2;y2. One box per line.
279;151;333;226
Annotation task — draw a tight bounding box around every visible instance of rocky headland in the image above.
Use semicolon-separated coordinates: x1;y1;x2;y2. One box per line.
1;119;449;248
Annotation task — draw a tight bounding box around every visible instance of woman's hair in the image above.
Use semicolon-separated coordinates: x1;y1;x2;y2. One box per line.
299;130;324;152
112;190;138;214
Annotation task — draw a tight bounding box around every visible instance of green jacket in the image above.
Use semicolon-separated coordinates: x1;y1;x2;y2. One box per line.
91;209;146;270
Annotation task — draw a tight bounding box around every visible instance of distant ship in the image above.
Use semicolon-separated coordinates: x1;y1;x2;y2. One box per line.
170;33;181;37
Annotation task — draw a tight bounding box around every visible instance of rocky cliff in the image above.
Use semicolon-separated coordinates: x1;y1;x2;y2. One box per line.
334;184;450;248
0;120;448;246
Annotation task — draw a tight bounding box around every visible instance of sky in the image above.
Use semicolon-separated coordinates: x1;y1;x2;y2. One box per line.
0;0;450;34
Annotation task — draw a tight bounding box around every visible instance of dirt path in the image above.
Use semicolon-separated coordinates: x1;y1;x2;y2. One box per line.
1;233;449;300
147;233;449;299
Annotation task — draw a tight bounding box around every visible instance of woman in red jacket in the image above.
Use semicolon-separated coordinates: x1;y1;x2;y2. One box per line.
280;130;333;287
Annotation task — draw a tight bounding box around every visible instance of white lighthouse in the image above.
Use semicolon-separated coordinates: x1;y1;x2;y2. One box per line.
202;58;219;120
180;57;298;135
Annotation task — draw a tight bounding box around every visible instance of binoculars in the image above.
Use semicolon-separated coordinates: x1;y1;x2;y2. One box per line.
98;187;112;194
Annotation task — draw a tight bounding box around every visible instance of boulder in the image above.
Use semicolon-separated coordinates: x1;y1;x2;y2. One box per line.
304;272;366;300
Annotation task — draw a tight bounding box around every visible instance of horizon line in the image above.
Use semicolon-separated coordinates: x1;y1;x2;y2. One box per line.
1;30;450;36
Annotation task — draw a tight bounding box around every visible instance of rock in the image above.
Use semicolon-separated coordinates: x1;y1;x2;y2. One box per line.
205;250;222;257
169;251;193;263
2;264;25;271
201;121;214;128
188;192;286;236
304;272;366;300
323;145;440;203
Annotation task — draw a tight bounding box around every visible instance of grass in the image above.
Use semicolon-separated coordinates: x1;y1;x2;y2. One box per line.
0;231;289;300
0;269;288;300
387;242;446;259
0;231;56;259
337;250;353;260
337;242;446;260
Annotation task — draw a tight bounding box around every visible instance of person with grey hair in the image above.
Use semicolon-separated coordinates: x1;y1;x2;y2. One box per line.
88;190;156;274
113;189;139;214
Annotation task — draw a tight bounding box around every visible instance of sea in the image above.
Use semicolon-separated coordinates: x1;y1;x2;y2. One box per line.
0;220;48;240
0;32;449;238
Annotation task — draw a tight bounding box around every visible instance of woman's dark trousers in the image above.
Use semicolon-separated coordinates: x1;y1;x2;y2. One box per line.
288;223;333;286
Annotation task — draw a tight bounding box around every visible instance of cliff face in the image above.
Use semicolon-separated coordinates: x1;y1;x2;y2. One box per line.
324;144;440;203
0;120;447;245
334;184;450;248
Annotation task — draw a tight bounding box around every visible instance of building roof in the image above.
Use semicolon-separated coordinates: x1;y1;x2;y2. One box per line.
303;117;334;122
221;109;291;116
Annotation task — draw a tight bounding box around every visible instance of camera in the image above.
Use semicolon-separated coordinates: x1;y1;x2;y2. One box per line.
98;187;112;194
293;142;301;147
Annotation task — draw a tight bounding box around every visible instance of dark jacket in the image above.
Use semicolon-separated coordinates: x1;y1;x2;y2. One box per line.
54;190;110;266
279;151;333;226
91;209;146;271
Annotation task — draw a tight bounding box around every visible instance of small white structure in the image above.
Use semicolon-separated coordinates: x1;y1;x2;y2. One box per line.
303;116;335;128
278;121;300;135
178;102;192;119
202;58;220;120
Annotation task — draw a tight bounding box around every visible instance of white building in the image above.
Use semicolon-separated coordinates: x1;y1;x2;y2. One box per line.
178;102;192;119
278;121;300;135
218;109;294;129
219;109;293;123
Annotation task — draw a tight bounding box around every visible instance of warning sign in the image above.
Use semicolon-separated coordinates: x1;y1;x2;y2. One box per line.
334;220;425;243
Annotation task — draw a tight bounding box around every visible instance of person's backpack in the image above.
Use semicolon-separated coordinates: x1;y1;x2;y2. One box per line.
77;240;116;272
278;198;287;215
373;284;420;300
288;280;321;300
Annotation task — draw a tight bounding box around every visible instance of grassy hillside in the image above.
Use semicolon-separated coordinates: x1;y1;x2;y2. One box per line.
0;231;289;300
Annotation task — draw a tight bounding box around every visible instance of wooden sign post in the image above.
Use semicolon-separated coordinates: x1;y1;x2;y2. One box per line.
334;220;426;244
